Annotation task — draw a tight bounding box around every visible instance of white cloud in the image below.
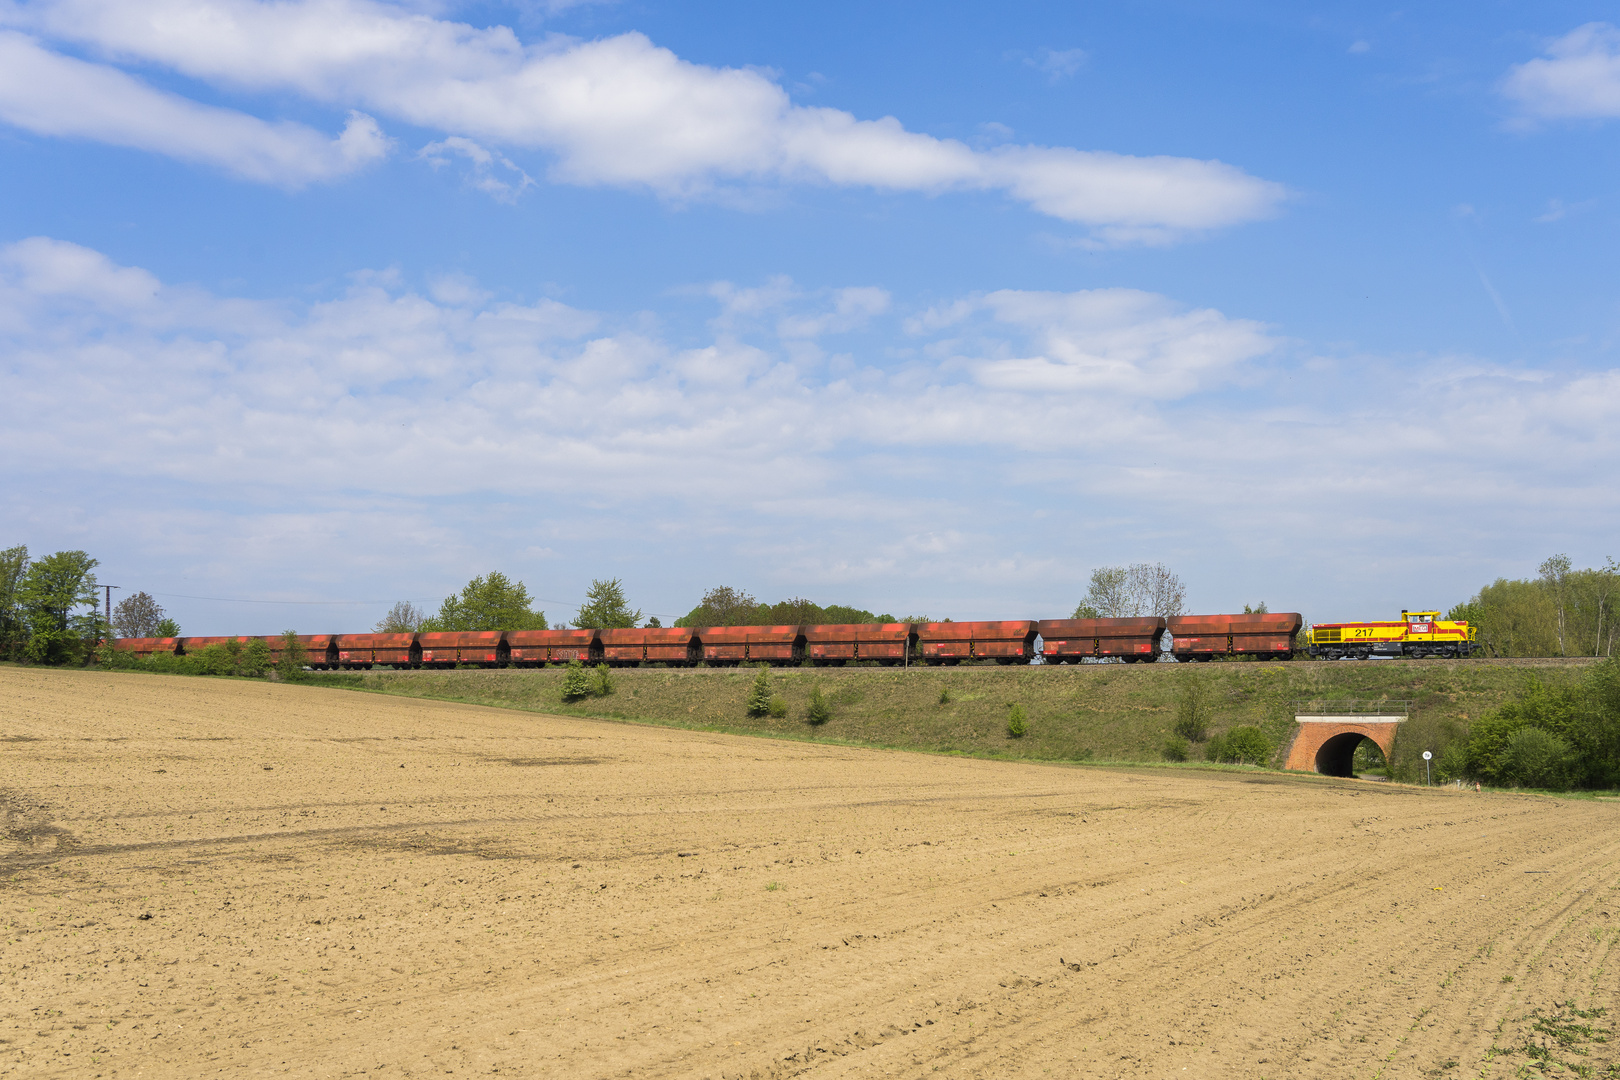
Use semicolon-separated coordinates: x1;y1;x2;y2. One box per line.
419;135;534;200
1503;22;1620;120
8;239;1615;625
0;1;1287;240
1025;47;1088;82
0;31;388;184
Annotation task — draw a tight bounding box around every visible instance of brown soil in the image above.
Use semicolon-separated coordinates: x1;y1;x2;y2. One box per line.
3;667;1616;1079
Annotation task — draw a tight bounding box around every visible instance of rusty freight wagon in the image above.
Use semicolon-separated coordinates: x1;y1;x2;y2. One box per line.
110;636;183;660
1167;612;1301;662
260;634;337;669
417;631;506;669
595;627;698;666
506;628;598;667
803;623;915;665
1036;617;1165;663
335;633;418;670
915;621;1037;664
694;625;804;665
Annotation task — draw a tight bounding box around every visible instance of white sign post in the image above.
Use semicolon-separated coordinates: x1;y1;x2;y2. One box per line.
1422;750;1432;786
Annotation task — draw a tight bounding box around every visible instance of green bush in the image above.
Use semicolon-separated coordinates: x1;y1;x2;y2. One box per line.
195;643;237;676
746;665;773;717
1499;726;1576;790
592;663;615;696
561;660;592;702
1007;704;1027;738
938;685;951;705
1163;734;1189;761
1209;725;1272;765
241;638;271;677
768;695;788;718
806;685;831;725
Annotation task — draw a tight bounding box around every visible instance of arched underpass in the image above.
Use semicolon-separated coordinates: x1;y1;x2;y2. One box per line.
1284;717;1403;776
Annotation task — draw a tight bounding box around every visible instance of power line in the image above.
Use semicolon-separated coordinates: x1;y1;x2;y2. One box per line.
148;592;445;606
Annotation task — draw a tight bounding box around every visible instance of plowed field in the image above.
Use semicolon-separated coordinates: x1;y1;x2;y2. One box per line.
3;667;1617;1079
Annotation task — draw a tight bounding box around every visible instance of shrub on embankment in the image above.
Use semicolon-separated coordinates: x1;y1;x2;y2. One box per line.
292;659;1597;773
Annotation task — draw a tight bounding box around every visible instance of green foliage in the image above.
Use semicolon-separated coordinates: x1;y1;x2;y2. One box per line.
155;617;180;637
1464;677;1580;783
676;586;896;628
1173;675;1210;741
195;643;237;676
0;545;27;657
561;660;592;702
277;631;306;681
1455;663;1620;788
646;616;662;628
18;550;99;664
576;578;643;629
1007;704;1027;738
806;685;831;725
677;586;758;628
768;695;788;718
112;591;166;639
938;685;951;705
746;665;773;717
424;572;547;632
1163;734;1189;761
1207;725;1271;765
592;663;615;697
241;637;271;677
1242;602;1269;614
1499;727;1577;791
1070;603;1101;620
96;640;140;670
1452;556;1619;658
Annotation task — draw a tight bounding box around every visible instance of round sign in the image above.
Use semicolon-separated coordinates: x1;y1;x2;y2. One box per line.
1422;751;1433;760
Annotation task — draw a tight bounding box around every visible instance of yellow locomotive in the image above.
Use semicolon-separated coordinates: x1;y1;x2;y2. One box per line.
1308;609;1478;660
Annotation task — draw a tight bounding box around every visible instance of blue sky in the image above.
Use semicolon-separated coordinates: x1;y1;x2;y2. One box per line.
2;0;1618;633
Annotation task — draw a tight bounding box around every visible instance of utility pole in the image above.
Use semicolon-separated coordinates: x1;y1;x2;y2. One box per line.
102;585;119;636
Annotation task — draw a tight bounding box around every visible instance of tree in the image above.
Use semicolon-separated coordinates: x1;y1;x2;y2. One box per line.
747;665;773;717
575;578;643;629
423;573;547;632
0;545;27;655
1173;676;1210;741
1077;567;1130;618
375;600;427;634
1242;602;1269;614
155;617;181;638
1076;563;1187;622
112;591;166;638
561;660;592;702
18;550;99;663
1007;704;1027;738
1540;553;1573;655
277;630;305;680
677;585;759;628
806;685;831;725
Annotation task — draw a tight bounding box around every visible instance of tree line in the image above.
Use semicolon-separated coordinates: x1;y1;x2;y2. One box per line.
1448;554;1618;658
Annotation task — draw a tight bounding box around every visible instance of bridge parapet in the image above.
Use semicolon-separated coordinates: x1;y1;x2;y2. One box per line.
1284;700;1410;776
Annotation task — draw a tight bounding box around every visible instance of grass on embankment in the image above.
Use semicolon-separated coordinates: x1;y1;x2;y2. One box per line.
303;659;1596;782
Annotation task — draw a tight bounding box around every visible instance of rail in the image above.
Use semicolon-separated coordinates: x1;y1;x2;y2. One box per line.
1290;699;1412;717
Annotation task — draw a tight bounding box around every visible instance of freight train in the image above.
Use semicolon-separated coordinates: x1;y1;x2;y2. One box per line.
112;611;1309;669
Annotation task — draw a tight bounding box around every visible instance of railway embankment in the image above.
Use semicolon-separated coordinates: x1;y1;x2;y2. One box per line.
303;657;1598;781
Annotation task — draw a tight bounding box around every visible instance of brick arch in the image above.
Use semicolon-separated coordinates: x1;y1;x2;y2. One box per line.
1284;719;1402;776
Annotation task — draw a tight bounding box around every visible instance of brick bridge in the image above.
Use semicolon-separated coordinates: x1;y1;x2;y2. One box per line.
1283;703;1409;776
